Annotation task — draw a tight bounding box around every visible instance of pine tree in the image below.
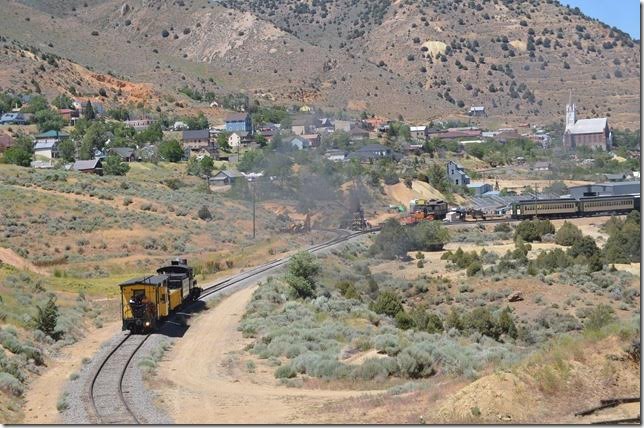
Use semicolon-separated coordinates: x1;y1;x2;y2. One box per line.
34;297;59;338
82;100;96;120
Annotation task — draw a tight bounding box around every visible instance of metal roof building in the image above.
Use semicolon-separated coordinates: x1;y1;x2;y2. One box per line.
567;181;640;198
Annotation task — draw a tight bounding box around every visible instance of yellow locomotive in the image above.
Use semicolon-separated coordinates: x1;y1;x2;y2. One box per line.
119;259;202;333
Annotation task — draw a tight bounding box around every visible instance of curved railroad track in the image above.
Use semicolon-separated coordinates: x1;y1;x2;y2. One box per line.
88;333;150;424
86;228;372;423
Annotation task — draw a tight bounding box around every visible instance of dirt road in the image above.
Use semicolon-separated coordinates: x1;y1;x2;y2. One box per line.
152;285;384;424
22;321;121;423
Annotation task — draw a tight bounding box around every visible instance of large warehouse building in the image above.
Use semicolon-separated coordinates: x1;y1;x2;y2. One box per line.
567;181;640;199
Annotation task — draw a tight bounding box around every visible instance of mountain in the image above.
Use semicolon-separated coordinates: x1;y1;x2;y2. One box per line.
0;0;639;128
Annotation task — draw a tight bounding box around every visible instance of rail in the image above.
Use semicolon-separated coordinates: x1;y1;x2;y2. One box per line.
89;333;150;424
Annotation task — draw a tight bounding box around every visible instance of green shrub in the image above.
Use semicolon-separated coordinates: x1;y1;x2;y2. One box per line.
584;304;616;331
410;306;443;333
514;220;555;242
395;311;415;330
0;372;24;396
466;261;482;276
567;236;600;259
493;223;512;233
274;364;297;379
555;221;582;246
370;291;403;317
351;357;397;380
56;392;69;412
336;281;360;300
396;345;435;378
285;274;316;299
197;205;212;221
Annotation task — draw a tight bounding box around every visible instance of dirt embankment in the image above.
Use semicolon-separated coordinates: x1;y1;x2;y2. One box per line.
0;247;49;276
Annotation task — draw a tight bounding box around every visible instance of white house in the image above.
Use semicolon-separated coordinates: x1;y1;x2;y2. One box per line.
228;132;242;148
289;136;310;150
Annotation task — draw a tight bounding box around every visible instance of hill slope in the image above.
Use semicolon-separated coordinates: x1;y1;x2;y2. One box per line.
1;0;639;127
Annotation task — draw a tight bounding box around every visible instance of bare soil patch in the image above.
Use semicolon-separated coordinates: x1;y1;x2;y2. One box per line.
21;321;121;424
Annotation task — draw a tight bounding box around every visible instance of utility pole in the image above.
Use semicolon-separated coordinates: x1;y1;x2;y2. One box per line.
252;179;256;239
245;172;264;240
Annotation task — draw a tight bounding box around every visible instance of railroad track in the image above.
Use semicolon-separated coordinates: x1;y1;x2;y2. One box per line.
88;333;150;424
197;228;373;300
86;228;371;423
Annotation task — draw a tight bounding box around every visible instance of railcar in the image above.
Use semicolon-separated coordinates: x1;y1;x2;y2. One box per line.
119;258;201;333
511;195;639;220
405;199;448;222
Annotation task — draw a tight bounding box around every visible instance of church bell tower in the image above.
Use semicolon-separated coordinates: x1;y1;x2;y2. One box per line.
565;89;576;132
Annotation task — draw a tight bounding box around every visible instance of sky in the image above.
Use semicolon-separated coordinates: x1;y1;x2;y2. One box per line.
561;0;641;39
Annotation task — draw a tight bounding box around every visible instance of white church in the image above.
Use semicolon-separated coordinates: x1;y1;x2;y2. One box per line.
562;92;612;151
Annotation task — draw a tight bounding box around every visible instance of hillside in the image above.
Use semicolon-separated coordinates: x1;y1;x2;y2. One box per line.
0;0;638;127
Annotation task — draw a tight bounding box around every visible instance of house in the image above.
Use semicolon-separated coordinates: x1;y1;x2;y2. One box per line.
183;129;218;157
409;126;428;141
533;161;551;171
75;100;105;118
291;120;312;136
299;105;312;113
563;93;612;150
209;169;243;186
314;117;334;133
362;117;387;131
446;160;470;186
349;127;370;141
138;144;158;162
301;134;321;147
0;112;26;125
288;136;311;150
34;141;59;159
0;134;14;152
173;121;189;131
33;131;70;159
35;130;69;144
334;120;354;133
603;173;627;182
72;159;103;175
224;112;252;133
124;119;156;131
108;147;137;162
469;106;486;117
228;132;250;148
182;129;210;148
428;128;482;140
467;183;493;197
57;109;77;124
325;149;347;162
347;144;396;163
493;128;521;143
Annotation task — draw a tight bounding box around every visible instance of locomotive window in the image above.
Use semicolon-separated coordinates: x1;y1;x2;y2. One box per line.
132;289;145;299
160;293;166;303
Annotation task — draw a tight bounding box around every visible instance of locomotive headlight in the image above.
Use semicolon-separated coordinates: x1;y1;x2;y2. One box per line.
145;321;150;327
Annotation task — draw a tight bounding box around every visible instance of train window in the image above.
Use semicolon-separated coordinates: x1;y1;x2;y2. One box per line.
160;293;166;303
132;289;145;299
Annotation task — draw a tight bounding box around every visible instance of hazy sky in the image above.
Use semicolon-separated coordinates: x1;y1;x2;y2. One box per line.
562;0;641;39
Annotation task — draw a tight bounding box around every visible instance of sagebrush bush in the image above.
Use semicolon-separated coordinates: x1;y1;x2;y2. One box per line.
0;372;24;396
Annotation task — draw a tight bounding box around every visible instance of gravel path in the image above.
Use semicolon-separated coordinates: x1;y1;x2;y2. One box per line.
60;331;172;424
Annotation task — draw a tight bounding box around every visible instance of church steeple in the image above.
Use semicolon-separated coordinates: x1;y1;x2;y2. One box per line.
565;89;576;131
